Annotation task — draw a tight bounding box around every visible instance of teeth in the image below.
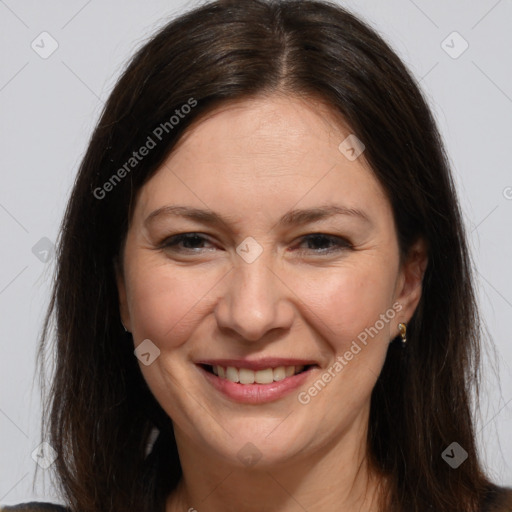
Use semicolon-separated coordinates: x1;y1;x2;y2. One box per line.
211;365;306;384
239;368;255;384
273;366;286;381
255;368;273;384
226;366;239;383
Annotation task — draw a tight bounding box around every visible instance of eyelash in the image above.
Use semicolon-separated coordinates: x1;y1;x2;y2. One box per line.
159;233;353;255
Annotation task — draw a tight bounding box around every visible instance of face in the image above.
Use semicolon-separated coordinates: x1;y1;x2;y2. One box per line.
116;94;426;468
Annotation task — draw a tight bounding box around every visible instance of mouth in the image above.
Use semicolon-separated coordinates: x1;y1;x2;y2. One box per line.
196;361;319;404
199;363;315;385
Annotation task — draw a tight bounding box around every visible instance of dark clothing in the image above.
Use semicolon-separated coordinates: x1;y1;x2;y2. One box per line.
2;486;512;511
1;505;68;512
482;484;512;511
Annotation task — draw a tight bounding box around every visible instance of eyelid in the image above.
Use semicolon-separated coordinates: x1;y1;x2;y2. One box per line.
294;233;353;252
158;232;217;250
159;232;353;254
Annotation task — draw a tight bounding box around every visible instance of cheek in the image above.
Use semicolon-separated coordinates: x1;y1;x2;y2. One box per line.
125;257;222;346
126;254;398;351
290;266;397;424
292;262;397;351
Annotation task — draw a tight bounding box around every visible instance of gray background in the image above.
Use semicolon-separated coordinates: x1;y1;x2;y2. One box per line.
1;0;511;505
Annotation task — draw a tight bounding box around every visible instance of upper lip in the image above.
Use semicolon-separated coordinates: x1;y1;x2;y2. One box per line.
195;358;318;371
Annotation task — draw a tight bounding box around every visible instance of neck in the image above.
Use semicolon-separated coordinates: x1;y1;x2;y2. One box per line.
165;413;386;512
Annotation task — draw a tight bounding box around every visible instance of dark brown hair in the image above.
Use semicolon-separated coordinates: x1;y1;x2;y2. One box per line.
39;0;497;511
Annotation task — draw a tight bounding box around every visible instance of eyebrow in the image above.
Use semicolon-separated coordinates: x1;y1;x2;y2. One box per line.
144;204;371;230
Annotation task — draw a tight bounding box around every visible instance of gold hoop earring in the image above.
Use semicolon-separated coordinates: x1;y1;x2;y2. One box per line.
398;322;407;346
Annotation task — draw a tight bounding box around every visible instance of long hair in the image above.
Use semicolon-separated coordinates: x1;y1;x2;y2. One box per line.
38;1;494;510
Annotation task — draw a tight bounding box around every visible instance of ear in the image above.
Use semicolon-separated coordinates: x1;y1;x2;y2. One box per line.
114;257;132;332
394;238;428;329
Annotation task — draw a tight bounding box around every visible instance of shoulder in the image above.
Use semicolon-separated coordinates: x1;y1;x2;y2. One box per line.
482;485;512;512
0;503;69;512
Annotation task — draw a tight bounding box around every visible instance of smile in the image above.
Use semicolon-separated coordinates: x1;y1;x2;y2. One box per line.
196;361;318;404
205;364;309;384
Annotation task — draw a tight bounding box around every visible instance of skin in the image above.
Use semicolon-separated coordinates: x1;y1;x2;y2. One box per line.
116;94;427;512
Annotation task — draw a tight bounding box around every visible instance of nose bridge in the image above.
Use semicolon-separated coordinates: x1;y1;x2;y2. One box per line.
215;247;293;342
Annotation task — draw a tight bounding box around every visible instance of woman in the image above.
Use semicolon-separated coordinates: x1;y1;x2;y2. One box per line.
2;0;511;511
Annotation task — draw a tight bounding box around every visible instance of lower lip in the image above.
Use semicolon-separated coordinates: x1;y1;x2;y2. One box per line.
197;365;315;404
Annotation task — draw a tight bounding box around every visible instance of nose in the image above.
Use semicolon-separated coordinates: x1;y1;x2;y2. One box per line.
214;255;295;343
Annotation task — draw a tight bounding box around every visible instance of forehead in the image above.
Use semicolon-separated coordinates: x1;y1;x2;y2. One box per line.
171;94;353;167
134;94;391;229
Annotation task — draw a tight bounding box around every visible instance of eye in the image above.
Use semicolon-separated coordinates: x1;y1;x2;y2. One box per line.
160;233;216;252
294;234;352;254
159;232;352;255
